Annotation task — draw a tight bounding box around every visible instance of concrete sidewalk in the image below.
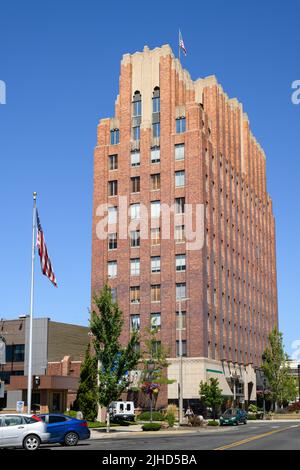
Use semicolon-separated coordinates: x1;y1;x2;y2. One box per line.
89;419;300;440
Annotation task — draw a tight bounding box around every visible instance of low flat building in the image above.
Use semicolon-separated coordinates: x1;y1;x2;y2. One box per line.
0;317;89;412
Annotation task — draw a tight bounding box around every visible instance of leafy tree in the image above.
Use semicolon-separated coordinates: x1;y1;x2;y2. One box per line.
199;377;223;420
75;344;98;422
262;327;298;411
139;326;173;421
90;285;140;432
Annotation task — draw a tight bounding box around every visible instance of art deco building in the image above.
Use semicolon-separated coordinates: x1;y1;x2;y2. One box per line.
91;45;278;407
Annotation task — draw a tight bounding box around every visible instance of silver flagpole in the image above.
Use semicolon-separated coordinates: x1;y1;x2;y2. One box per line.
178;29;181;61
27;191;37;413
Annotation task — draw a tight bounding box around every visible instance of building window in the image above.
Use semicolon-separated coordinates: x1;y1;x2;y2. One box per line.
109;154;118;170
130;258;140;276
108;180;118;197
151;201;160;219
133;342;140;353
176;254;186;271
176;340;187;357
151;341;161;355
151;173;160;191
176;311;186;330
110;129;120;145
133;126;140;141
133;93;142;117
151;284;161;302
130;286;140;304
131;176;140;193
130;203;140;220
108;206;117;224
151;146;160;163
110;287;117;303
175;170;185;187
131;151;140;167
108;233;117;250
5;344;25;363
175;225;185;243
151;256;161;273
152;87;160;113
176;117;186;134
175;197;185;214
130;314;140;331
175;143;185;160
151;227;160;246
151;313;161;330
176;282;186;300
130;230;140;247
152;122;160;138
108;261;117;278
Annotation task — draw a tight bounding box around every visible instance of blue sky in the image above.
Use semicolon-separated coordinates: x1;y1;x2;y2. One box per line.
0;0;299;356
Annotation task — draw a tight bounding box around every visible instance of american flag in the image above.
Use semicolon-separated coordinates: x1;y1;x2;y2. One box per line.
179;30;187;56
36;210;57;287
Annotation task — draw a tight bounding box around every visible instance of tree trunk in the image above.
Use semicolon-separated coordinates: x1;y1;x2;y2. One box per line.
106;410;110;433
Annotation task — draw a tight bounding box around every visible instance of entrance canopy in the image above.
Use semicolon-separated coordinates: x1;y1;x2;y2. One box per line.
206;369;233;397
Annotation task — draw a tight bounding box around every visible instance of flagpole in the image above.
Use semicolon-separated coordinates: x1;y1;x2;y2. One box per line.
178;29;181;61
27;191;37;413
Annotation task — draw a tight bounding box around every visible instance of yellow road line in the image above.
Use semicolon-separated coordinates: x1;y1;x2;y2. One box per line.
215;425;300;450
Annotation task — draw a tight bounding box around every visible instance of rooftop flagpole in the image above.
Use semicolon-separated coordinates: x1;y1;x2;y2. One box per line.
27;191;37;413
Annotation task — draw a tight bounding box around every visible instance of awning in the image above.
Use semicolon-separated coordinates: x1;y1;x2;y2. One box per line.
206;369;233;397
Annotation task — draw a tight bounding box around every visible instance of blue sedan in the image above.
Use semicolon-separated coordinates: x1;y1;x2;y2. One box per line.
40;414;90;446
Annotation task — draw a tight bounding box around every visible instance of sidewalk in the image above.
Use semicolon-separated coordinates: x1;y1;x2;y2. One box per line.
89;419;300;440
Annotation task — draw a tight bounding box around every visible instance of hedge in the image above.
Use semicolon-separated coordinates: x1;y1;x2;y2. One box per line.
142;423;162;431
138;411;165;421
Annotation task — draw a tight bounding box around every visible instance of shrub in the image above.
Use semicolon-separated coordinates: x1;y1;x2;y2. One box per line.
247;414;258;420
165;413;176;428
142;423;162;431
138;411;165;421
207;420;219;426
248;404;258;414
288;401;300;413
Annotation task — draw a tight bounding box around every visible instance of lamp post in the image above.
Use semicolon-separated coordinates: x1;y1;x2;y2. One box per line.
231;371;239;408
263;378;266;418
176;296;189;425
298;364;300;402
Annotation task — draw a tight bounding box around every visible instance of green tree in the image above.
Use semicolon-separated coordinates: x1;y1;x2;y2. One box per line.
199;377;223;420
139;326;173;421
262;327;297;411
75;344;98;422
90;285;140;432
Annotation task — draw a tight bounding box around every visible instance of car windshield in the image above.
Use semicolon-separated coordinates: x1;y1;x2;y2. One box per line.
223;409;238;417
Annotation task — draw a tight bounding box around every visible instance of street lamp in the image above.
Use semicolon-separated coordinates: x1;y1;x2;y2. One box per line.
176;296;189;425
231;371;239;408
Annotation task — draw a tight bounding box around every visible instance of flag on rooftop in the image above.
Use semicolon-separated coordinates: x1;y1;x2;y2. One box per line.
179;30;187;56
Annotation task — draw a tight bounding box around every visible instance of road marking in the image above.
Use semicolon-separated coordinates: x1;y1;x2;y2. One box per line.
214;425;300;450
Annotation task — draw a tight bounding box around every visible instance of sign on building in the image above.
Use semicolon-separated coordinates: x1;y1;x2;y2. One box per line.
0;336;6;364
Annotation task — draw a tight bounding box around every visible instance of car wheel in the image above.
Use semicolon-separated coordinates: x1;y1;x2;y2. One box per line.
23;434;41;451
64;431;79;447
244;420;247;425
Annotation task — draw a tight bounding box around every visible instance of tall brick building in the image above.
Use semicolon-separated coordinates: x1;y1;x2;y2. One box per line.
91;45;278;408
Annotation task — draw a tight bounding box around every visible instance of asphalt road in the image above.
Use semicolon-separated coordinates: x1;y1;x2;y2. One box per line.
44;422;300;451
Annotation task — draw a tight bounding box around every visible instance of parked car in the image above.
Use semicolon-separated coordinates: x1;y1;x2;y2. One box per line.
219;408;248;426
39;414;90;446
0;414;50;450
109;401;135;422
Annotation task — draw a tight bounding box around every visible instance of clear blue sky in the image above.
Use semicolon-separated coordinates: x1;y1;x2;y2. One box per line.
0;0;299;355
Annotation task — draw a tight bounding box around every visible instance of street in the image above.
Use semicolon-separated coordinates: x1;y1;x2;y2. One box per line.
42;422;300;451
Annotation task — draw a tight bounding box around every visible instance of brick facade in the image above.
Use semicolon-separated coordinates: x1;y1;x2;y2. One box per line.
91;45;278;404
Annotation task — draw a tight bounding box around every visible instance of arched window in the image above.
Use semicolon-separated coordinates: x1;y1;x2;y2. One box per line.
152;87;160;113
132;91;141;117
